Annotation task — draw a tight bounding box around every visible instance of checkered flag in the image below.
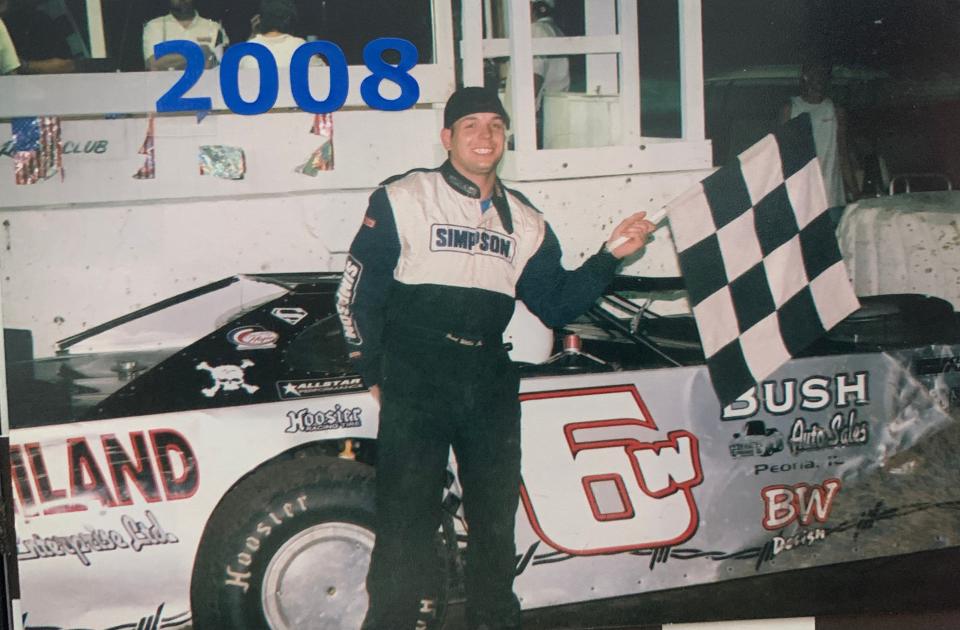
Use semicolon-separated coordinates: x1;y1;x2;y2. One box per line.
667;114;860;407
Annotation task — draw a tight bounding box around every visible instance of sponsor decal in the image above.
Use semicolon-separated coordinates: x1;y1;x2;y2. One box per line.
723;372;872;458
196;360;259;397
430;223;516;262
771;527;827;557
753;455;845;476
284;405;362;433
722;372;870;420
227;325;279;350
225;494;308;593
9;430;198;518
788;409;868;455
363;215;377;228
277;376;364;399
728;420;784;458
17;510;178;566
337;256;363;344
761;478;841;530
1;138;109;159
271;306;308;326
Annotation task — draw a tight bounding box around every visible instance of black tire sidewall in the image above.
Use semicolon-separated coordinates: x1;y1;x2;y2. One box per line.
189;456;451;630
190;457;377;630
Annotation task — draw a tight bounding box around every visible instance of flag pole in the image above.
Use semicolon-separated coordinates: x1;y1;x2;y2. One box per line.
608;205;670;250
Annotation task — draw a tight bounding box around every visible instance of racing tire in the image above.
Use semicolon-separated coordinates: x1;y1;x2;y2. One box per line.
189;456;450;630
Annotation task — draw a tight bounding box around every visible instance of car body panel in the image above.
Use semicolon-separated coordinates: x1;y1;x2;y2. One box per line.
7;275;960;628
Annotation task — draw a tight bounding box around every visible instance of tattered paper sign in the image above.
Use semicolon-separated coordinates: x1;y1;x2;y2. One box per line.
12;116;64;185
296;114;334;176
133;115;156;180
199;145;246;180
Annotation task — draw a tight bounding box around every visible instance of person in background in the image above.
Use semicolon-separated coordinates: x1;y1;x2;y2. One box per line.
339;87;654;630
0;0;21;74
2;0;77;74
143;0;228;71
503;0;571;148
780;61;859;206
531;0;569;117
242;0;324;69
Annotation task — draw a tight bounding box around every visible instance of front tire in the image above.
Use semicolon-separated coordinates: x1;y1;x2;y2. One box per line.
189;456;449;630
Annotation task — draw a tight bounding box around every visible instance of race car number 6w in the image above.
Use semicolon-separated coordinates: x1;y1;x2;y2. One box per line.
519;385;705;555
155;38;420;115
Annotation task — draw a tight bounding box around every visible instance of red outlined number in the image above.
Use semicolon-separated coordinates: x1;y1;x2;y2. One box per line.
519;384;704;555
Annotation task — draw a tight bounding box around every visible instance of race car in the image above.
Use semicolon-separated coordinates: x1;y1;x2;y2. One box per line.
728;420;785;458
6;272;960;630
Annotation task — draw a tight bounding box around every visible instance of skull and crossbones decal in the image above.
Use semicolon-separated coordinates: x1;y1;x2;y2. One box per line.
196;360;260;397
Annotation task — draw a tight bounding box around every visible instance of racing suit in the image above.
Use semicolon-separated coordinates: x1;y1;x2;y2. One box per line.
338;160;620;629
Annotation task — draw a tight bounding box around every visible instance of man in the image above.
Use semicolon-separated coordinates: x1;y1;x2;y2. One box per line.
3;0;76;74
142;0;228;71
0;0;20;74
780;61;859;206
503;0;571;148
242;0;324;70
338;87;653;630
530;0;569;113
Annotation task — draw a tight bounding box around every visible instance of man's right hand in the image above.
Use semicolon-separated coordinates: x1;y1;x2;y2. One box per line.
369;385;381;404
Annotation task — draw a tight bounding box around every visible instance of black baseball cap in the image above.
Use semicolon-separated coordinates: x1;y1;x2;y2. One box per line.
443;87;510;129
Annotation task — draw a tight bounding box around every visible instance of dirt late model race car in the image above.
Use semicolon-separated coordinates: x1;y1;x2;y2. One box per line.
5;272;960;630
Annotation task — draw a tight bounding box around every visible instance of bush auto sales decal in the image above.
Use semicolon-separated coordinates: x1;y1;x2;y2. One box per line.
722;371;871;458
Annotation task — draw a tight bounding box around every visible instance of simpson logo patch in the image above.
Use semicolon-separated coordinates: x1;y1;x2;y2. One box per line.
430;224;516;262
337;256;362;344
363;215;377;228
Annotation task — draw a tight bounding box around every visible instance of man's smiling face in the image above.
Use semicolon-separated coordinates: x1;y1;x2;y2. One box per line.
441;112;507;182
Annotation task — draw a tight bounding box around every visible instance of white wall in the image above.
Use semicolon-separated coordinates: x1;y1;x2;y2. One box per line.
0;164;706;357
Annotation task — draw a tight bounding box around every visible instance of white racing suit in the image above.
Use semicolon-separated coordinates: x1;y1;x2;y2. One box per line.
338;160;620;629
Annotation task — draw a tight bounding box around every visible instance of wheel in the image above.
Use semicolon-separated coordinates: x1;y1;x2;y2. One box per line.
189;456;450;630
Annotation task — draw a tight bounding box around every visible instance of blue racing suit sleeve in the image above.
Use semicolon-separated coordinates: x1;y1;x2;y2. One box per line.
516;223;619;328
337;187;400;387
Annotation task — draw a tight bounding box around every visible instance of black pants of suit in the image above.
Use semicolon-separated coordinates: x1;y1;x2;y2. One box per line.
362;336;522;630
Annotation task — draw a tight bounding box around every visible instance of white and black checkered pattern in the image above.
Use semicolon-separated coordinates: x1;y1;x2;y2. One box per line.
667;114;860;407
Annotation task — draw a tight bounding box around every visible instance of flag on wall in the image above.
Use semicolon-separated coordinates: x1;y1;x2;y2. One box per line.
296;114;334;175
12;116;63;185
666;114;860;407
133;115;156;180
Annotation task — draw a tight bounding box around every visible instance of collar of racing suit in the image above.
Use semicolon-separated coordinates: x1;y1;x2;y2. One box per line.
440;160;514;235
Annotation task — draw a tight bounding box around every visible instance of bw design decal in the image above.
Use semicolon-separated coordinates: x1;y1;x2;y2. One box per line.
520;385;704;555
284;405;363;433
227;326;279;350
761;478;842;530
430;224;516;263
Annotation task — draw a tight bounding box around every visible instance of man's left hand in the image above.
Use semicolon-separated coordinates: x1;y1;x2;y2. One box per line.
607;211;656;259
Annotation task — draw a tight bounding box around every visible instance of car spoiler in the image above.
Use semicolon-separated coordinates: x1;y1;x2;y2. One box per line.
607;275;685;293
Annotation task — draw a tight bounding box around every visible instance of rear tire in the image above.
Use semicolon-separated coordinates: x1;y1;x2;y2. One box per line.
189;456;449;629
